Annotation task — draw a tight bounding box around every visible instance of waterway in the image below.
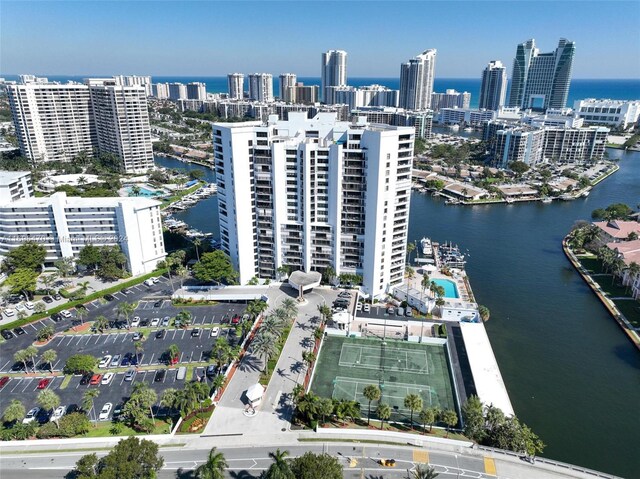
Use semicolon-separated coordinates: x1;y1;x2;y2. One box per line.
155;151;640;477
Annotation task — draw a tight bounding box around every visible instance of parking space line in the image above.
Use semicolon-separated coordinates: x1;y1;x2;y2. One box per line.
148;353;155;365
29;323;37;331
10;379;23;392
181;330;186;339
0;360;10;372
121;334;129;343
51;360;62;372
22;379;34;392
94;334;102;344
110;334;119;343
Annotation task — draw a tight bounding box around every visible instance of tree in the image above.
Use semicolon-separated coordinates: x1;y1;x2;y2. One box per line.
116;301;136;328
410;464;439;479
14;349;31;372
195;447;228;479
37;390;60;418
54;257;75;278
280;298;298;322
362;384;381;426
34;301;46;314
406;241;416;263
82;389;100;423
73;437;164;479
41;272;58;295
94;315;109;332
404;393;423;429
212;374;226;393
508;160;529;176
2;399;25;424
3;241;46;272
76;307;88;325
36;325;55;341
77;244;102;271
592;203;632;221
296;392;321;423
461;395;486;442
264;448;295;479
134;341;144;363
419;407;436;434
302;351;316;369
377;403;391;430
193;237;202;262
41;349;57;373
64;354;97;374
175;265;189;288
289;452;343;479
6;268;39;299
317;397;334;424
193;251;238;284
167;344;180;364
24;345;38;370
478;305;490;322
124;383;158;430
441;409;458;437
252;331;278;374
175;309;192;328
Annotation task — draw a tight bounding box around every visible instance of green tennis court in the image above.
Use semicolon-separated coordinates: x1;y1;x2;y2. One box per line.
311;336;457;422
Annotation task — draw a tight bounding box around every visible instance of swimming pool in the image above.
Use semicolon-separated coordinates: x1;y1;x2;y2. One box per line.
126;185;165;197
431;278;459;298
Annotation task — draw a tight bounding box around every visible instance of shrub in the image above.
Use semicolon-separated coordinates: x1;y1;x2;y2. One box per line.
0;422;37;441
36;412;90;438
64;354;98;374
36;325;55;341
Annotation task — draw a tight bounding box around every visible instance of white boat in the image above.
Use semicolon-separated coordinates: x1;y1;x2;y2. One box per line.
420;237;433;257
541;197;553;204
582;190;590;197
445;198;460;205
463;127;474;132
505;198;515;204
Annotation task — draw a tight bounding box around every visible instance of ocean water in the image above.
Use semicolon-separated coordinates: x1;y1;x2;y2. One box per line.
3;74;639;108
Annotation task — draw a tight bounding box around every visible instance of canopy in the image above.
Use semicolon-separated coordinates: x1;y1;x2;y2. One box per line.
246;383;265;402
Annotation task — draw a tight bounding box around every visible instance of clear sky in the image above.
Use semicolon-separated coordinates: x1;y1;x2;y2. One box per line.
1;0;639;78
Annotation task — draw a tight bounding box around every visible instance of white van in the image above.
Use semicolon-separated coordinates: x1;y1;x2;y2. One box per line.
176;366;187;380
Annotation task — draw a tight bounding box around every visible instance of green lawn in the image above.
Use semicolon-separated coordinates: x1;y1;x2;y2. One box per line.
614;299;640;328
84;418;173;437
578;256;605;274
259;325;292;386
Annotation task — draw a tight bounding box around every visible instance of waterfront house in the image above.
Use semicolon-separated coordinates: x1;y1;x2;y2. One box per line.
594;220;640;243
606;239;640;300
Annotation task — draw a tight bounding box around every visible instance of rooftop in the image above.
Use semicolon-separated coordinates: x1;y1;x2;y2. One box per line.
594;220;640;240
0;171;30;184
0;191;161;209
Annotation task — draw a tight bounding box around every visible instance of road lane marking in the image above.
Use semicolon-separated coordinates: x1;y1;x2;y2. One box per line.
484;457;496;475
413;450;429;464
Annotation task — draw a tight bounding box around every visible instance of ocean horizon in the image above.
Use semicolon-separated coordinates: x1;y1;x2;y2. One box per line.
2;74;639;109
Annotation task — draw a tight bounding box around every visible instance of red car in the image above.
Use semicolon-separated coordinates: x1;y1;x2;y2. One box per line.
231;315;240;324
0;376;9;388
37;378;51;389
89;374;102;385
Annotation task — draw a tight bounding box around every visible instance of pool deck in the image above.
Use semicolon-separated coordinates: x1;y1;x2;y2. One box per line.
459;322;514;416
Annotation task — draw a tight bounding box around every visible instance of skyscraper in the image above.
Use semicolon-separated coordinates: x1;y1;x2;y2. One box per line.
321;50;347;104
248;73;274;102
186;82;207;100
168;82;187;100
213;112;414;298
399;49;437;110
508;38;575;111
227;73;244;100
479;60;508;111
279;73;297;102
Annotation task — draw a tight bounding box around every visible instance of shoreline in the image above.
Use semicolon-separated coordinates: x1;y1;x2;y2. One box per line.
155;153;215;171
562;238;640;351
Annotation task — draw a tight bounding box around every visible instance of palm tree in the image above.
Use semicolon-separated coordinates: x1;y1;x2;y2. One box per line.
82;389;100;422
610;257;626;286
175;265;189;288
41;273;58;295
131;185;141;197
77;175;87;186
132;382;158;421
624;262;640;293
266;448;293;479
296;392;321;423
419;407;436;434
76;280;91;297
212;374;226;394
404;393;423;429
41;349;57;373
134;341;144;363
37;390;60;426
193;237;202;262
160;388;179;413
195;447;227;479
317;304;332;325
362;384;381;426
75;307;87;325
261;316;284;338
410;464;439;479
167;344;180;364
14;349;30;372
25;346;38;372
441;409;458;437
117;301;136;329
280;298;298;322
406;241;416;263
301;351;316;369
94;315;109;332
252;332;278;374
291;384;305;405
377;403;391;430
318;397;334;424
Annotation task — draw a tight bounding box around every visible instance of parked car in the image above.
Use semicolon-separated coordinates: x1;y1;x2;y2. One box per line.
104;294;115;301
52;293;62;301
132;332;143;341
386;307;395;316
112;403;124;420
101;373;114;385
405;309;413;317
60;310;72;318
98;356;112;368
356;303;362;311
42;296;53;304
155;329;166;339
231;315;240;324
109;355;121;368
130;316;141;328
363;303;371;313
176;367;187;380
67;404;80;414
13;327;25;336
15;303;26;312
150;317;160;327
24;301;35;310
1;330;14;340
144;279;154;287
210;327;220;338
49;406;67;422
151;277;160;284
89;374;102;385
80;373;92;385
206;364;218;378
220;315;230;324
338;291;352;298
98;403;112;421
23;407;40;424
124;369;136;382
154;369;166;382
50;312;62;322
140;318;150;327
37;378;51;389
242;314;250;322
0;376;10;388
4;308;15;317
121;288;130;295
153;300;163;308
191;328;201;337
161;316;170;327
397;307;405;317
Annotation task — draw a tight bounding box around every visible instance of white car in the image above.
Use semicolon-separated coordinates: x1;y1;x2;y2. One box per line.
144;279;154;287
60;310;72;318
110;355;121;368
131;316;141;328
356;303;362;311
24;301;35;310
98;355;112;369
23;407;40;424
150;317;160;327
101;372;114;385
363;303;371;313
4;308;15;317
98;403;112;421
151;277;160;284
15;303;26;312
49;405;67;422
210;327;220;338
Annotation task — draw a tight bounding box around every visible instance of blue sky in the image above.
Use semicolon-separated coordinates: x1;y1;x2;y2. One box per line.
1;1;639;78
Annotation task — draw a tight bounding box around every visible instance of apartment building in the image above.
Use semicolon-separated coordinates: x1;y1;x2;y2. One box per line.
0;192;166;275
573;99;640;130
212;112;414;298
479;61;508;111
399;49;437;110
430;89;470;112
279;73;297;102
0;171;34;203
248;74;274;102
321;50;348;104
227;73;245;100
332;85;399;110
187;82;207;101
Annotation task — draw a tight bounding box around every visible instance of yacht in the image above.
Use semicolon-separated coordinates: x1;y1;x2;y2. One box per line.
420;237;433;257
541;197;553;204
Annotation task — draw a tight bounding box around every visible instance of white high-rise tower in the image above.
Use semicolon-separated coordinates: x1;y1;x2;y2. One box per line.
321;50;347;104
227;73;245;100
479;60;508;111
248;73;274;102
399;49;437;110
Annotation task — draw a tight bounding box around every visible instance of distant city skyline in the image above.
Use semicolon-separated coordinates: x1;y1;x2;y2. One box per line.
1;1;639;79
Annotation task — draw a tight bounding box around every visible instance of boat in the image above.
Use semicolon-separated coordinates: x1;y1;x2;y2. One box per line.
581;190;590;197
505;198;515;204
420;237;433;257
560;194;576;201
445;198;460;205
541;197;553;204
438;242;467;269
463;127;474;132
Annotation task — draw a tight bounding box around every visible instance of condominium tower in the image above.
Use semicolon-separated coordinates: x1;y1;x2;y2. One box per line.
248;73;274;102
7;77;153;173
186;82;207;100
227;73;245;100
279;73;297;102
321;50;347;104
479;61;508;111
213;112;414;297
399;49;437;110
508;38;575;111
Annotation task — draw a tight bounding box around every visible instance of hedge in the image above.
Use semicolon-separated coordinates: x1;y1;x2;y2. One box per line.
0;268;169;331
178;405;214;434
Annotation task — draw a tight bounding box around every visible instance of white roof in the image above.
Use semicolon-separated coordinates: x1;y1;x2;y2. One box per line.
1;191;160;209
246;383;264;401
0;170;30;184
459;322;514;416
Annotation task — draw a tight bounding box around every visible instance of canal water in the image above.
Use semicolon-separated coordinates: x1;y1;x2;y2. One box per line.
156;152;640;477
